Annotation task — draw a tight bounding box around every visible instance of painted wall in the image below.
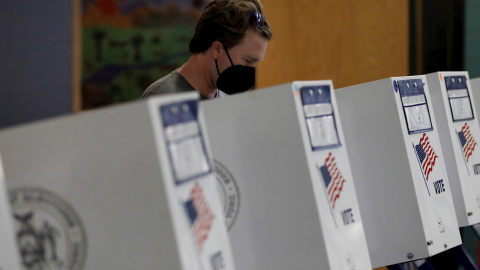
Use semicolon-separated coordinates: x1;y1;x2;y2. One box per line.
257;0;409;90
0;0;410;129
0;1;72;129
466;0;480;78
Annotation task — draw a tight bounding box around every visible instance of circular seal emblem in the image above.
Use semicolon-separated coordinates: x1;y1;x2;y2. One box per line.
213;160;240;230
9;187;87;270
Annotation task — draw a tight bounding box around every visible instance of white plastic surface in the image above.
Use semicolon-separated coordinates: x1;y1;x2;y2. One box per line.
0;93;235;270
426;71;480;227
202;81;372;270
0;155;22;270
335;76;462;267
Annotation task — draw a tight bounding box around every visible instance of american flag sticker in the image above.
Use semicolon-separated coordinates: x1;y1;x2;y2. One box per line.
458;122;477;163
320;152;346;209
414;133;438;181
184;181;215;253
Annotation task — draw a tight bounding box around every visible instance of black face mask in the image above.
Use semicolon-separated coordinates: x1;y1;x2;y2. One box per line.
215;48;255;95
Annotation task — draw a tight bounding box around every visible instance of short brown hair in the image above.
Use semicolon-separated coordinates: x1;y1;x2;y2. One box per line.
189;0;272;53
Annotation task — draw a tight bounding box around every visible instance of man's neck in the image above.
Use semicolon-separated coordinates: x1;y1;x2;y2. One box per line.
178;56;218;99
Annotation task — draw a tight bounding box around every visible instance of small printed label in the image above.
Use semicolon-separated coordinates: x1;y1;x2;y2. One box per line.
210;251;225;270
433;179;446;195
437;217;446;234
473;164;480;175
341;208;355;226
346;254;356;270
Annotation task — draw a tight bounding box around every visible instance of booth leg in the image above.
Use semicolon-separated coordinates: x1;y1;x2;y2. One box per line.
387;259;436;270
413;259;435;270
471;224;480;268
451;244;480;270
387;264;405;270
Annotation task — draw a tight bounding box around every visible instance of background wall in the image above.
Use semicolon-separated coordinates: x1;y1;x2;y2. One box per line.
0;1;73;129
466;0;480;78
1;0;478;128
257;0;409;89
0;0;410;130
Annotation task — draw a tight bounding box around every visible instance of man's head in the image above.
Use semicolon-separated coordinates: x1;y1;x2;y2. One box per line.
189;0;272;53
188;0;272;94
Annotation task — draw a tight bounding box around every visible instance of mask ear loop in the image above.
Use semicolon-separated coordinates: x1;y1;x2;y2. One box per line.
224;47;234;66
215;45;235;76
215;59;221;76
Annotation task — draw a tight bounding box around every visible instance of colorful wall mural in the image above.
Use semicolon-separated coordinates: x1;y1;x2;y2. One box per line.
81;0;206;109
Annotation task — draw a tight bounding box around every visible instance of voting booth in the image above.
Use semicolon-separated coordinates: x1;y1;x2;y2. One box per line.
335;76;462;267
0;93;235;270
426;71;480;227
0;155;22;270
202;81;372;269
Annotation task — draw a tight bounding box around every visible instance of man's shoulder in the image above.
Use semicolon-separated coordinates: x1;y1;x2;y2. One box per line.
141;70;194;99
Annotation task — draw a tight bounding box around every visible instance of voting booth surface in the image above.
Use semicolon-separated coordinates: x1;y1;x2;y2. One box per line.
0;93;235;270
0;155;22;270
202;81;372;269
426;71;480;227
335;76;462;267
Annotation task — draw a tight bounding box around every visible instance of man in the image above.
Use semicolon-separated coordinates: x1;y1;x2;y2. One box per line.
141;0;272;99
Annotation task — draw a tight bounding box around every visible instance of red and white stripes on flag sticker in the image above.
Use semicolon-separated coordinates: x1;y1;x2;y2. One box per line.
415;133;438;181
323;153;346;209
459;123;477;163
190;181;215;253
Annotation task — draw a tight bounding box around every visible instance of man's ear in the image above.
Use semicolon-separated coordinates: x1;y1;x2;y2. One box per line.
211;41;223;59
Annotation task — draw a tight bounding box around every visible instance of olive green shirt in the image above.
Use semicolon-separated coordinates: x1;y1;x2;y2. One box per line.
141;70;227;100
